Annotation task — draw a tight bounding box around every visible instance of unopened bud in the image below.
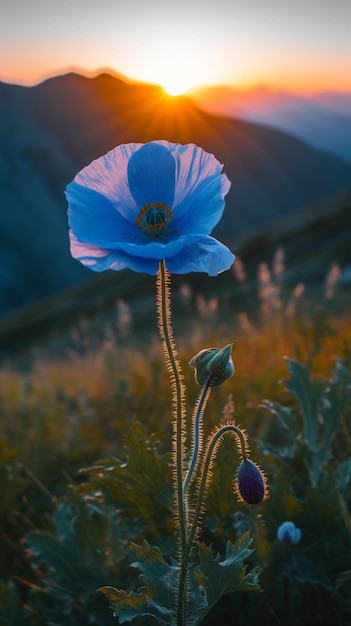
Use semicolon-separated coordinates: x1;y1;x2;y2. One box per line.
235;459;268;505
189;344;234;386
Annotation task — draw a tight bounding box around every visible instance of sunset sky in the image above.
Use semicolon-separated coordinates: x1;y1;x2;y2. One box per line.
2;0;351;95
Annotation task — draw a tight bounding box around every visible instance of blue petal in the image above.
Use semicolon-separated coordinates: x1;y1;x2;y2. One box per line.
69;231;159;274
66;182;143;247
170;143;227;208
108;234;203;261
69;229;234;277
172;172;231;235
73;143;141;222
127;143;176;209
166;236;235;276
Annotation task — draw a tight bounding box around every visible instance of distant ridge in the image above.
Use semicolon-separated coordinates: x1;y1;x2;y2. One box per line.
189;84;351;163
0;72;350;315
1;186;350;360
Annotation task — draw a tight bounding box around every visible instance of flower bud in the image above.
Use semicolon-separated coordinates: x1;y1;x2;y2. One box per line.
277;521;301;545
189;344;234;386
235;459;267;505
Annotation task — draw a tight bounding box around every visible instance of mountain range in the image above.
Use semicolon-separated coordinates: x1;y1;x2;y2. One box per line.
1;72;351;316
189;84;351;164
1;185;350;361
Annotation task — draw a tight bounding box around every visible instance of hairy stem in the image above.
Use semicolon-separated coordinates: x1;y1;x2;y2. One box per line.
156;260;187;626
183;378;212;495
182;424;247;584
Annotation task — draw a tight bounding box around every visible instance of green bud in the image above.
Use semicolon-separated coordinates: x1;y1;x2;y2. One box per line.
189;344;234;386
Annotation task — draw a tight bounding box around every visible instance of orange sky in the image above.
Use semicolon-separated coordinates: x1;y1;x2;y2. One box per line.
1;0;351;95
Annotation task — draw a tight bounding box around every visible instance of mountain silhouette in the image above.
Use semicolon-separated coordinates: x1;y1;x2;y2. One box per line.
189;84;351;163
1;72;350;315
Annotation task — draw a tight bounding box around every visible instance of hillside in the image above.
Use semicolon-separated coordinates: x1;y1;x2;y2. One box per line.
1;72;351;315
1;186;350;361
188;85;351;163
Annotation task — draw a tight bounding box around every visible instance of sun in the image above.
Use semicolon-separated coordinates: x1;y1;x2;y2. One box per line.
120;18;233;99
161;76;192;97
129;31;217;98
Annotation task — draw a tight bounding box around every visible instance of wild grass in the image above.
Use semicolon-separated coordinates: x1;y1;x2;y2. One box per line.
1;249;349;489
0;249;350;625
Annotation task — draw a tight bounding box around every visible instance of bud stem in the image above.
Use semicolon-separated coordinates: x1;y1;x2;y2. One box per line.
181;423;248;598
183;377;212;495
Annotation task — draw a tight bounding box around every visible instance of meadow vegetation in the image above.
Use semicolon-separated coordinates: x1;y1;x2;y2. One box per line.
1;250;350;625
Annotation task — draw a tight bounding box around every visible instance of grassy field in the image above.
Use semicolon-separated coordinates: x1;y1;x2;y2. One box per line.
1;255;350;625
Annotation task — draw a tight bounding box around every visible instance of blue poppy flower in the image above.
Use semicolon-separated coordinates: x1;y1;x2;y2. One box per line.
65;140;234;276
277;521;301;545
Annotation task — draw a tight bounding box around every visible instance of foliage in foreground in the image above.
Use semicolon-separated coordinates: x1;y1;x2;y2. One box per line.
0;319;351;624
0;252;349;624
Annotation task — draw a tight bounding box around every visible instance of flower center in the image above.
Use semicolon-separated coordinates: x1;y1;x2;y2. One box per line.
135;202;174;238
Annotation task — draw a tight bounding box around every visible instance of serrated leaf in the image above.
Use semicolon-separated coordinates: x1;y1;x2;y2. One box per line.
99;540;178;625
78;421;174;543
332;359;351;398
260;400;297;432
319;400;339;448
284;358;323;451
25;531;83;592
99;586;170;625
185;569;208;626
304;448;331;488
196;532;260;616
258;440;296;460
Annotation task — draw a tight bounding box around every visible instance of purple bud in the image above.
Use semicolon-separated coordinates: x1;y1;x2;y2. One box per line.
277;521;301;545
235;459;267;505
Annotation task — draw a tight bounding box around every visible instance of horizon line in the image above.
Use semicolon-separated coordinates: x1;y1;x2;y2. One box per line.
1;65;351;97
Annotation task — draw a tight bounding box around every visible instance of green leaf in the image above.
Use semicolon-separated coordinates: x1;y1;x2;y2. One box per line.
260;400;297;432
99;586;170;625
258;440;296;459
284;358;323;451
100;536;259;626
99;540;178;625
304;448;331;488
78;421;174;544
196;532;260;617
25;531;84;593
331;359;351;404
333;458;351;493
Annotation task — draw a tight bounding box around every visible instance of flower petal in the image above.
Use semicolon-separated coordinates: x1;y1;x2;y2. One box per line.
73;143;142;222
170;142;228;208
127;142;176;209
107;234;203;261
69;231;159;274
66;182;143;247
172;172;231;235
166;236;235;276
